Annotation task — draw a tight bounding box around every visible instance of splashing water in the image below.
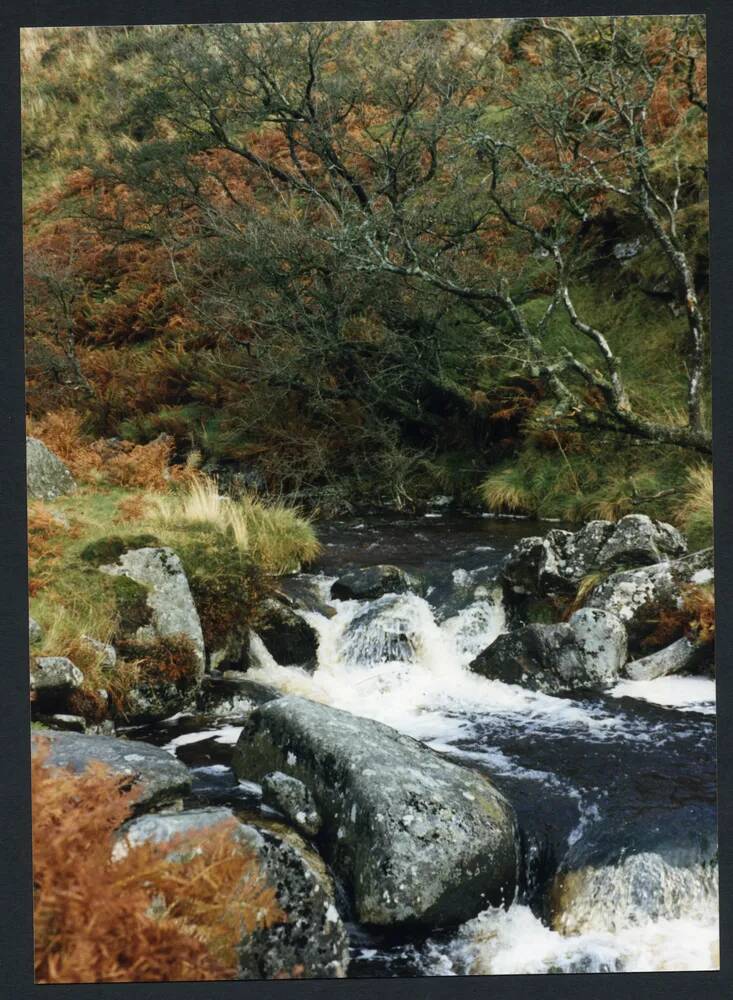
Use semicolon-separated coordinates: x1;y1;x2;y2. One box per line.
233;528;718;976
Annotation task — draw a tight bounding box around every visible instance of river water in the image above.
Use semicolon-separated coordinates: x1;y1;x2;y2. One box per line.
126;511;719;976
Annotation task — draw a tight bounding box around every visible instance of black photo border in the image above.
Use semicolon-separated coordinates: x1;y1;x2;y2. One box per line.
1;1;730;998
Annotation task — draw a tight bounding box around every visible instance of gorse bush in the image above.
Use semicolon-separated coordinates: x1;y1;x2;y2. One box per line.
32;740;284;983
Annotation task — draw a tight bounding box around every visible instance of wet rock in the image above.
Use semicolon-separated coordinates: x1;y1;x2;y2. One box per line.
33;730;191;813
209;632;250;673
30;656;84;703
330;564;420;601
26;436;76;501
37;713;87;733
550;852;719;936
196;674;256;720
275;577;337;618
118;806;349;979
625;637;708;681
29;616;42;646
469;608;627;694
585;548;713;651
341;594;421;665
100;546;205;678
256;598;319;670
501;516;687;604
218;674;284;704
233;695;518;927
262;771;322;837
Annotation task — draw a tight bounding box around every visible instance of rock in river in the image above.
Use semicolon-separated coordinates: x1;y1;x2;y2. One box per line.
585;547;713;651
330;564;420;601
501;515;686;602
261;771;322;837
118;806;350;979
624;636;709;682
233;695;519;927
469;608;627;695
32;730;191;814
256;598;319;670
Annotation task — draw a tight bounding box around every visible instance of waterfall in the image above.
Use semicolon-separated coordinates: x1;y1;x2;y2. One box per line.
427;855;719;975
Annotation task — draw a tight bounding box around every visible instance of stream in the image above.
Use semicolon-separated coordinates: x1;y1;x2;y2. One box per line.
123;510;719;976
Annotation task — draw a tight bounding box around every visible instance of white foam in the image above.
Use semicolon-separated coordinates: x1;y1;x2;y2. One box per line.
429;900;719;974
611;675;716;714
225;569;717;976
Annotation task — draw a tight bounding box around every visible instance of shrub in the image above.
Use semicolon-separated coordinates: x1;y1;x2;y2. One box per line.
115;634;200;691
32;740;283;983
640;584;715;652
27;409;101;480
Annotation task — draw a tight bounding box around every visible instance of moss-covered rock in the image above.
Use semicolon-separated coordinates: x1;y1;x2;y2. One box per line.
80;534;159;567
112;575;153;632
177;537;267;659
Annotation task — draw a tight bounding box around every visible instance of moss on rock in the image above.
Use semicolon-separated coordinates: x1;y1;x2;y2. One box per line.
112;575;152;632
80;534;159;567
177;538;268;652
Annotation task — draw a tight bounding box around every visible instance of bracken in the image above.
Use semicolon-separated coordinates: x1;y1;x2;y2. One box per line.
32;739;284;983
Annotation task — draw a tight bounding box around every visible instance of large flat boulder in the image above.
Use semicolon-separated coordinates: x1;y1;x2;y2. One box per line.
469;608;627;694
26;436;76;501
118;806;349;979
33;730;191;813
233;696;518;928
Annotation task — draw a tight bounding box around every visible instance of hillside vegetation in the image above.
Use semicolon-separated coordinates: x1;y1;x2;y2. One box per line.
22;17;711;536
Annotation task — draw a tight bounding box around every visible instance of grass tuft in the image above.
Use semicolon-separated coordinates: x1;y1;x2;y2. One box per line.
152;477;321;575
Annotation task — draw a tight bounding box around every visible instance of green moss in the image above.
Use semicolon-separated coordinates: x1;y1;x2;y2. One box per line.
112;575;152;632
80;533;159;566
176;537;267;652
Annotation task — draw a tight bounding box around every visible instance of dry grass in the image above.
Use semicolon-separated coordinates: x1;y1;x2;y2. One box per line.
32;739;284;983
479;468;533;515
27;501;69;595
152;477;321;574
676;463;714;550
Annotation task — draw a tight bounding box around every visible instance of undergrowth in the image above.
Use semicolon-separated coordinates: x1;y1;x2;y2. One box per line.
32;739;284;982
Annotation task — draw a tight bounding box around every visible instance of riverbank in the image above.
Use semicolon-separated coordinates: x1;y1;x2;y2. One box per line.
29;459;718;978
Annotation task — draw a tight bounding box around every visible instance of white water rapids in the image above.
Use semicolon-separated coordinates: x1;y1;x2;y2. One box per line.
227;568;718;975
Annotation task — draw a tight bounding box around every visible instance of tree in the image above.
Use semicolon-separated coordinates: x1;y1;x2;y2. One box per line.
95;16;710;461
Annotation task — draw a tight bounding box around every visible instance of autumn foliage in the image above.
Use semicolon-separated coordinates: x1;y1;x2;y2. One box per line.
32;740;284;983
